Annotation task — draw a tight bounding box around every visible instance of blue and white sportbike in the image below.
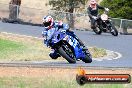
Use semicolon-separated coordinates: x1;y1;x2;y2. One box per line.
46;29;92;63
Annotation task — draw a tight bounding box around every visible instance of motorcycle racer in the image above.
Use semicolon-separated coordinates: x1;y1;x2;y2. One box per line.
87;0;109;29
42;15;84;59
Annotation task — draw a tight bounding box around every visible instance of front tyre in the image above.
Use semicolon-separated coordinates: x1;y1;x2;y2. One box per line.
58;46;76;63
110;25;118;36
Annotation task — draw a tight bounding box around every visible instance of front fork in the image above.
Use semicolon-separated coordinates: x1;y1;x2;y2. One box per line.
106;21;113;31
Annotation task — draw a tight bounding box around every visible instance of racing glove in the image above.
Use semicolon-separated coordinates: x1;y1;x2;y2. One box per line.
105;8;109;12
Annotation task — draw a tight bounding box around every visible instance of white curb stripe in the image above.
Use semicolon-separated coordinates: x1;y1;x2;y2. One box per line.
1;32;43;40
113;52;122;59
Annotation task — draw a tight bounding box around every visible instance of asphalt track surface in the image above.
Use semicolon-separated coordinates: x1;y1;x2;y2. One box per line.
0;21;132;68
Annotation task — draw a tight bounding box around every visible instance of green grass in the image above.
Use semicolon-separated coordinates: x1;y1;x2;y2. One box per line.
0;38;26;59
0;33;51;61
0;33;107;61
89;47;107;58
0;77;128;88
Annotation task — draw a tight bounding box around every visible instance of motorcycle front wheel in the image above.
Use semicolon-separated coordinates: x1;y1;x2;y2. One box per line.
109;25;118;36
58;44;76;63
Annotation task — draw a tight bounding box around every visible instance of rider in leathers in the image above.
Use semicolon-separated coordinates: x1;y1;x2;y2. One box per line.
87;0;109;29
42;15;84;59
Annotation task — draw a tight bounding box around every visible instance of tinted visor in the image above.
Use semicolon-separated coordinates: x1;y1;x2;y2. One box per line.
43;21;51;27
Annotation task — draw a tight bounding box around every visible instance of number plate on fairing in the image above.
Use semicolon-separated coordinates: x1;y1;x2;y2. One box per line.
63;35;78;48
68;36;78;48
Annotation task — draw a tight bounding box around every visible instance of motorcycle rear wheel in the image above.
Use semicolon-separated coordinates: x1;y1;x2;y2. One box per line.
93;27;102;35
93;22;102;35
82;48;92;63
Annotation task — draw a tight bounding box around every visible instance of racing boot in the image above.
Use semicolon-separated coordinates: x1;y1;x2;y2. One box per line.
49;49;61;59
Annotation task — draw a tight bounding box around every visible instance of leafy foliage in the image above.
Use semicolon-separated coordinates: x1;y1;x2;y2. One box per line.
100;0;132;19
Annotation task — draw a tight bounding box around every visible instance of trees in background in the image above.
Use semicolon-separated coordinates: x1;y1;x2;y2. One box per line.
47;0;132;29
47;0;88;28
9;0;21;20
100;0;132;20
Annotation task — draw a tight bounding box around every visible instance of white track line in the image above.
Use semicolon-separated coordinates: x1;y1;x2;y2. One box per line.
1;32;43;40
113;52;122;59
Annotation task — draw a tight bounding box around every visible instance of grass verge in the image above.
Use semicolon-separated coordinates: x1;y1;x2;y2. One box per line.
0;77;124;88
0;67;131;88
0;32;107;61
0;32;51;61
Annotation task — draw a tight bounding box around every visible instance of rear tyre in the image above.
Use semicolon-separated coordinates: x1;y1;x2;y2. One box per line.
82;48;92;63
93;23;102;35
93;27;102;35
58;46;76;63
